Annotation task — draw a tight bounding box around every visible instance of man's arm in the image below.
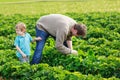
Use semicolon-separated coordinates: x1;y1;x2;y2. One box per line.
55;28;78;55
66;40;73;49
66;40;78;55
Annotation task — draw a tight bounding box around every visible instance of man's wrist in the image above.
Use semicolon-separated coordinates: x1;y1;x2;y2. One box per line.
70;50;72;54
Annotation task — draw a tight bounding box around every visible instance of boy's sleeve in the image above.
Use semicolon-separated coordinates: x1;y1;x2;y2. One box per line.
14;37;19;46
28;33;33;42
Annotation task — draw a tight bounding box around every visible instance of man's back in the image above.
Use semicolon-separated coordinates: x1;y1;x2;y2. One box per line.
36;14;76;37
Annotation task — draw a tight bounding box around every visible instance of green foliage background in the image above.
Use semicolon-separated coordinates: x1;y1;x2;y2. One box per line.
0;0;120;80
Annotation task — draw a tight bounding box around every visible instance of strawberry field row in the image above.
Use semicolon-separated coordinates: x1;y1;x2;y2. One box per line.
0;12;120;79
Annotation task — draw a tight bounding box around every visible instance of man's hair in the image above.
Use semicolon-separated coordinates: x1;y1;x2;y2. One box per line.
74;24;87;37
15;22;26;33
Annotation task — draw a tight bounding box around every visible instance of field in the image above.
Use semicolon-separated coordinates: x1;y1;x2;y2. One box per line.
0;0;120;15
0;0;120;80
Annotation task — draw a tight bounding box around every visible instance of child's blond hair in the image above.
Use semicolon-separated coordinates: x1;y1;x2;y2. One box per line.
15;22;26;33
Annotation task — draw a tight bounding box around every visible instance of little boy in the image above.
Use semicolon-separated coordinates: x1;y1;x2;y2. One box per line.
14;22;41;63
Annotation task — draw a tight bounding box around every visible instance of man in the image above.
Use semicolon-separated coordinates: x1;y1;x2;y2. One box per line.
31;14;87;64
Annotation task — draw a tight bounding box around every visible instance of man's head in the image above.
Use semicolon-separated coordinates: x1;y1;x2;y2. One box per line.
71;24;87;38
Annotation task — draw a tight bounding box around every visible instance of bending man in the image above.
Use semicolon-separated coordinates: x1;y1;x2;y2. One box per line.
31;14;87;64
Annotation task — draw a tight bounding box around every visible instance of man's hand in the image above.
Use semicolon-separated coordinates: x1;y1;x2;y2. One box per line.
71;50;78;55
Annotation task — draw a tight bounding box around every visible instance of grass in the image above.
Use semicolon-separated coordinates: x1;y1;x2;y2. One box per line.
0;0;27;2
0;0;120;15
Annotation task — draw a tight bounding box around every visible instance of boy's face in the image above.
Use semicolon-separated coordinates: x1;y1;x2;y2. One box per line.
16;28;24;36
